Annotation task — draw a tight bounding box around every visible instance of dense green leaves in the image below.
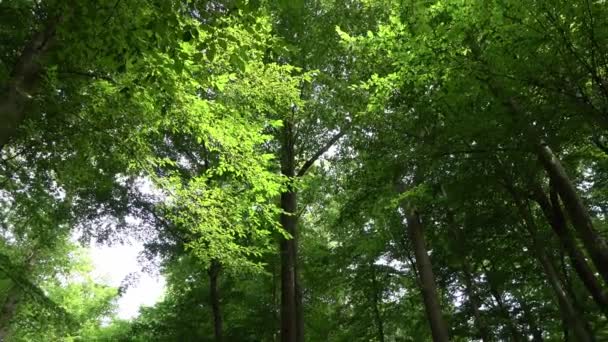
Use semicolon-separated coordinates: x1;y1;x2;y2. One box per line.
1;0;608;341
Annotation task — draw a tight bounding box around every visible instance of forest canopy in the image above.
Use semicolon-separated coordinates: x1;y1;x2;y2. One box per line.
1;0;608;341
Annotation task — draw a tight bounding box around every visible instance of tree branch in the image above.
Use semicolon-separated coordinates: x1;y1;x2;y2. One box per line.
0;13;64;149
296;130;346;177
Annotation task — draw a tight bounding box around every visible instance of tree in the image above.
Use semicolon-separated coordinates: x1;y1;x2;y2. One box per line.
2;0;608;340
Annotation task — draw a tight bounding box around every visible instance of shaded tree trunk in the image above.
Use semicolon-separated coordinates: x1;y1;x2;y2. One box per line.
558;251;597;341
208;260;223;342
531;183;608;314
404;208;450;342
280;190;298;342
279;121;299;342
480;62;608;284
278;120;344;342
536;144;608;284
0;14;62;148
507;186;594;342
529;230;592;342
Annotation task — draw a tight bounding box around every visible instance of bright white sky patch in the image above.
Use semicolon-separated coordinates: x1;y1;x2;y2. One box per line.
89;242;166;319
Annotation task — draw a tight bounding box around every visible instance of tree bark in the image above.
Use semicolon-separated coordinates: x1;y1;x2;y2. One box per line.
479;60;608;284
507;187;594;342
208;260;223;342
475;47;608;284
536;144;608;284
529;227;592;342
531;183;608;314
279;121;299;342
404;208;450;342
280;190;298;342
0;14;62;149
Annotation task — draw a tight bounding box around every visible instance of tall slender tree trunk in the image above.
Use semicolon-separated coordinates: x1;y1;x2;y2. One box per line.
0;285;21;340
280;190;297;342
481;63;608;283
507;186;594;342
279;121;300;342
0;14;62;148
403;208;450;342
536;144;608;284
208;260;223;342
277;116;343;342
528;226;592;342
531;183;608;314
477;52;608;283
558;252;597;341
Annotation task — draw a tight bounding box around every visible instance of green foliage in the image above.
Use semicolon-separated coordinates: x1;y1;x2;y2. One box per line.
2;0;608;340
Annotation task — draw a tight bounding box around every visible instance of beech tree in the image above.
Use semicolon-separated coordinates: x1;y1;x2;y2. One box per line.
1;0;608;341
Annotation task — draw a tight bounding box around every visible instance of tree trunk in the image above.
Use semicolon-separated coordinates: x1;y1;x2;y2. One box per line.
208;260;223;342
279;121;300;342
0;285;21;340
280;190;298;342
531;183;608;314
507;187;594;342
536;144;608;284
481;66;608;283
558;251;597;341
478;57;608;282
0;14;62;148
404;208;450;342
530;229;593;342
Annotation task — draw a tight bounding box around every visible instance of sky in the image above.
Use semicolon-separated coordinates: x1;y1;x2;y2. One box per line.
85;176;167;319
89;241;166;319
